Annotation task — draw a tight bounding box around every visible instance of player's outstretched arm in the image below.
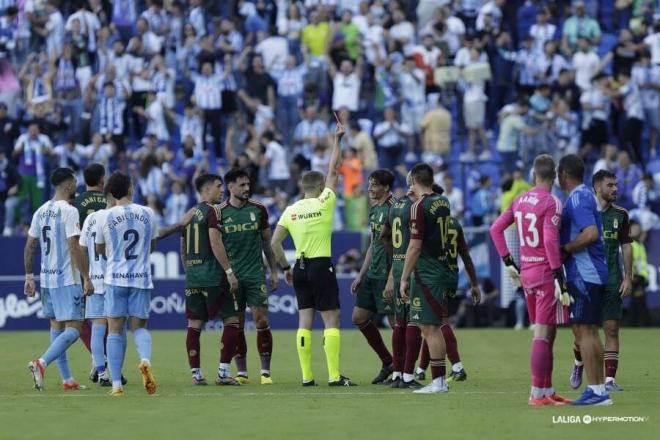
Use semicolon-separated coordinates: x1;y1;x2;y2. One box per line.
270;225;293;285
158;208;196;240
23;236;38;297
324;119;345;192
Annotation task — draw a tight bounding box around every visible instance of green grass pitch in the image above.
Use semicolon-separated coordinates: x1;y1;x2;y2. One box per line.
0;328;658;439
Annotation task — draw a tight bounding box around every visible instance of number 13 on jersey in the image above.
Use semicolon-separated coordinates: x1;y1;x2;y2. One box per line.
514;211;539;247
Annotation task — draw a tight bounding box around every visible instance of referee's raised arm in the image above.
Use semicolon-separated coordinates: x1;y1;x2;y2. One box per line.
324;121;345;193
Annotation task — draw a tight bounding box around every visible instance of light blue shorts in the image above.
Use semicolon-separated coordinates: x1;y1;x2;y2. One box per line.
104;285;152;319
40;285;85;322
85;293;106;319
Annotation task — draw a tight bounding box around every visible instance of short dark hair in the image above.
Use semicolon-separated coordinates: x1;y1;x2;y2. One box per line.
369;169;395;191
50;167;75;187
533;154;556;181
592;169;616;187
558;154;585;181
224;168;250;185
84;163;105;187
301;171;324;192
106;171;132;199
432;183;444;195
194;173;222;193
410;163;434;187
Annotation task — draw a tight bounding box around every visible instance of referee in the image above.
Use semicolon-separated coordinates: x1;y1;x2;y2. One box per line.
271;123;356;387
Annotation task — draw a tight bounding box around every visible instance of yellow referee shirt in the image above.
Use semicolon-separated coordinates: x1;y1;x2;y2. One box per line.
278;187;336;259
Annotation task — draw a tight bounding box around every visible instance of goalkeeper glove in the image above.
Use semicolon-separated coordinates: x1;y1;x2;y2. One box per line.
502;254;522;288
553;268;574;307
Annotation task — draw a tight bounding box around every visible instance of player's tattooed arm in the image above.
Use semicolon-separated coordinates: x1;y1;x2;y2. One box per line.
24;236;37;276
180;236;187;269
24;236;38;296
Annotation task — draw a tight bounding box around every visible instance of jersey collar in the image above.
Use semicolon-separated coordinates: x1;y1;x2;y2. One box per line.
377;194;394;206
568;183;586;198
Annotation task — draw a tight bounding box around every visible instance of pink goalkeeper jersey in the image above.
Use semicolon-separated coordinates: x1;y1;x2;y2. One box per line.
490;187;563;288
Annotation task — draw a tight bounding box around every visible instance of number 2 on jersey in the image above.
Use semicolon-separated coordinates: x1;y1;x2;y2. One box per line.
124;229;139;260
514;211;539;247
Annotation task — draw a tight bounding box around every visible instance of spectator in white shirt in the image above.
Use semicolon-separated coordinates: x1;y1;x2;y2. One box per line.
580;73;611;156
617;70;645;163
65;1;101;53
192;61;224;156
187;0;206;38
443;174;465;219
83;133;114;171
412;33;441;90
261;130;290;190
572;37;601;91
476;0;504;32
277;53;308;147
135;17;164;56
255;29;289;81
398;56;426;136
632;51;660;156
329;56;361;113
387;9;415;55
461;47;490;162
528;8;556;55
534;40;569;85
165;180;189;225
38;2;65;60
53;139;86;183
180;103;203;154
373;107;409;171
293;105;327;158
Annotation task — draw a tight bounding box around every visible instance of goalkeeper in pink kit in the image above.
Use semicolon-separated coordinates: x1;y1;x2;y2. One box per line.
490;155;572;406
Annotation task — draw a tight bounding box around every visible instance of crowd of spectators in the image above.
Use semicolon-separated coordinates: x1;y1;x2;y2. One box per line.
0;0;658;245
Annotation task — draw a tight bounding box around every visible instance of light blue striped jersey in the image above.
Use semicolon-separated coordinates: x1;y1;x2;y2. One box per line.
95;204;159;289
28;200;82;288
79;210;106;294
560;184;608;285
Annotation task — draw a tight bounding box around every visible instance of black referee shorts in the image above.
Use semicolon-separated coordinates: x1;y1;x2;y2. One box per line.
293;257;340;312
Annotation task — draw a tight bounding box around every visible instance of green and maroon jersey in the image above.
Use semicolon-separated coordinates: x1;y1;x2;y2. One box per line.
444;217;469;291
600;204;632;292
386;196;412;282
183;202;222;287
218;199;269;281
409;193;453;285
368;195;395;280
74;190;106;225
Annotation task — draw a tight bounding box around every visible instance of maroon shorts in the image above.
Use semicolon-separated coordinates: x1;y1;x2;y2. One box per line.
524;281;569;326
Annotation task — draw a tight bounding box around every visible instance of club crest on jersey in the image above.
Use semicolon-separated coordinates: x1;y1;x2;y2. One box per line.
250;212;256;222
613;219;618;229
379;213;383;222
